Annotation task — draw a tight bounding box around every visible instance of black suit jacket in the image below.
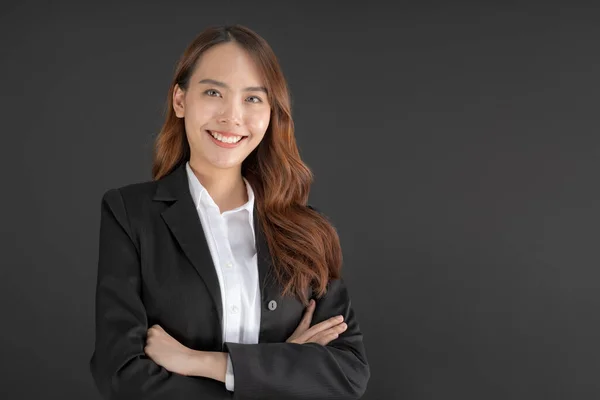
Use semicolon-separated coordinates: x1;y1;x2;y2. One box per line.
89;162;370;400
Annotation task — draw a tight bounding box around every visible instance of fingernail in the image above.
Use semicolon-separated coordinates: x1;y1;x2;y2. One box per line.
337;315;344;321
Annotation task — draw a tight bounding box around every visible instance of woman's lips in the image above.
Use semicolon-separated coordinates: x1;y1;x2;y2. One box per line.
206;130;246;148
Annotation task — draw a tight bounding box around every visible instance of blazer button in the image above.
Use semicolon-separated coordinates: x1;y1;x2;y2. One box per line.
267;300;277;311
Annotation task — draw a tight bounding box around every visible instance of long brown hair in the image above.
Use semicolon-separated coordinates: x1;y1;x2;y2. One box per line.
151;25;342;305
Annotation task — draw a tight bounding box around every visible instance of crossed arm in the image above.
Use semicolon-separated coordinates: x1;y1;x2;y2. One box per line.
89;188;370;399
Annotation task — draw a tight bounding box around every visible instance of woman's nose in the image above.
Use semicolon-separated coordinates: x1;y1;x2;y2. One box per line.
217;100;242;125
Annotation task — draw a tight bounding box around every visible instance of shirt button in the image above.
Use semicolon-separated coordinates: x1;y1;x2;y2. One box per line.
230;305;239;314
225;261;233;269
268;300;277;311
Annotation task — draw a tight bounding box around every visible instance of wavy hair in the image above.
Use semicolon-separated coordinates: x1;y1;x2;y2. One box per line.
151;25;342;304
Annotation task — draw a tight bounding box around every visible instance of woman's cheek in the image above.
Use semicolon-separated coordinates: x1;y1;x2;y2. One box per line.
195;101;219;122
247;113;271;137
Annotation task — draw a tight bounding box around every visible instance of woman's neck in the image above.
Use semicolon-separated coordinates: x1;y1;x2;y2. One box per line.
188;160;248;213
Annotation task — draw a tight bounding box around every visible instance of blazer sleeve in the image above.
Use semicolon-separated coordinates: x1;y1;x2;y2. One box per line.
224;277;370;400
89;188;233;400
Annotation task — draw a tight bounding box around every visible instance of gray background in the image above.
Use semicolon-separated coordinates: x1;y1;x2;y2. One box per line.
1;1;599;399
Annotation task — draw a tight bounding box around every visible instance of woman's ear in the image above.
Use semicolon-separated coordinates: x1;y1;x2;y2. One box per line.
173;84;185;118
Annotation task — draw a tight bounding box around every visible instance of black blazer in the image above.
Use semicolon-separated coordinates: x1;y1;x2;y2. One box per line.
89;162;370;400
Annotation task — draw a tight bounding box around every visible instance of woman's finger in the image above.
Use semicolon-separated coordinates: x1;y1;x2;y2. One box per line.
308;322;347;345
297;315;344;343
286;299;316;343
300;299;316;328
317;332;340;346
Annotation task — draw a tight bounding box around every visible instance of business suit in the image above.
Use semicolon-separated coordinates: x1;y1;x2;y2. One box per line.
89;161;370;399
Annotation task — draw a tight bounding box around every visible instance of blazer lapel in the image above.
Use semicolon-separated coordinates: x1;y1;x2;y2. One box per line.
153;162;280;346
253;205;275;304
153;162;224;337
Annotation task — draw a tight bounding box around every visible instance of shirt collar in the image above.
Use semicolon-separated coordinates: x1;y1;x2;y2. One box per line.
185;161;255;216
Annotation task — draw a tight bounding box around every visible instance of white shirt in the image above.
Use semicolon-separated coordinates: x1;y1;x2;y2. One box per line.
185;161;261;392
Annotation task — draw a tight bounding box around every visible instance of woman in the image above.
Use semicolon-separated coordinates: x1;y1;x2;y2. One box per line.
89;24;370;399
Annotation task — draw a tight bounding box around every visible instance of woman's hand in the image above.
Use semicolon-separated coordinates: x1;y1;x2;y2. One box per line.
286;299;348;345
144;324;198;376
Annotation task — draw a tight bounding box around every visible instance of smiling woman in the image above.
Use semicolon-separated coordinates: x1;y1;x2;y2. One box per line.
172;42;271;171
89;24;370;400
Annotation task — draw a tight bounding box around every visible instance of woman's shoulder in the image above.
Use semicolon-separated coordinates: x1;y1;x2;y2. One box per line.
101;178;157;204
99;176;161;223
98;177;166;243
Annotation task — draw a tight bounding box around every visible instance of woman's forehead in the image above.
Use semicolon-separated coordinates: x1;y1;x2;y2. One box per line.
192;43;265;87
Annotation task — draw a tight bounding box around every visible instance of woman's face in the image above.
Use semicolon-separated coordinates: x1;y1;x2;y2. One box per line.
173;42;271;171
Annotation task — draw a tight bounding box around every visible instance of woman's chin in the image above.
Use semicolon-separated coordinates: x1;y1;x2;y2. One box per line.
205;157;243;170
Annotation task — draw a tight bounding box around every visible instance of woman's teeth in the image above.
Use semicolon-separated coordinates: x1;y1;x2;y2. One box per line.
209;131;243;143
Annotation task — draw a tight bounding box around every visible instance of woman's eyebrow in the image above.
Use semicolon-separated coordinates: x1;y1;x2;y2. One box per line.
198;78;267;93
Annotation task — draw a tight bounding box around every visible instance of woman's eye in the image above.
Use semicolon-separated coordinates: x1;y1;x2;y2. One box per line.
247;96;262;103
205;89;221;97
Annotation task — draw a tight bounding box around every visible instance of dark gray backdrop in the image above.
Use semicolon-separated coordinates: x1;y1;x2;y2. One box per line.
1;1;598;399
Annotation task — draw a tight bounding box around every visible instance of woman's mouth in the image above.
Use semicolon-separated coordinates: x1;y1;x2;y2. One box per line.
206;130;247;148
